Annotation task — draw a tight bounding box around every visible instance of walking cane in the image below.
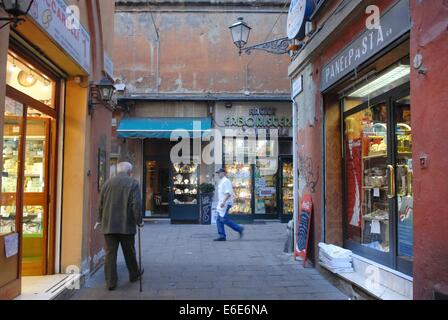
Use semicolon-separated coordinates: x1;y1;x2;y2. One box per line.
138;225;143;293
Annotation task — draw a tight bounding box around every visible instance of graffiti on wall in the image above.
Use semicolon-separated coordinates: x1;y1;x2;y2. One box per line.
298;153;319;193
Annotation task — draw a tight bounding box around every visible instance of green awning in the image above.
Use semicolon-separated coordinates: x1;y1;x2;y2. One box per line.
117;117;212;139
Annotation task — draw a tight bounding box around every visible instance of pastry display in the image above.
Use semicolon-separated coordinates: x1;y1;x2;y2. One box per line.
172;163;198;205
225;163;252;215
282;162;294;215
2;121;47;236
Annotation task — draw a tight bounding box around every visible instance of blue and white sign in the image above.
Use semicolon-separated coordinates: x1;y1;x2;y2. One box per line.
103;52;114;78
28;0;91;73
292;75;303;99
287;0;315;40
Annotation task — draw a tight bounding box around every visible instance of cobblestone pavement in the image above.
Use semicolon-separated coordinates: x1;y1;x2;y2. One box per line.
71;221;348;300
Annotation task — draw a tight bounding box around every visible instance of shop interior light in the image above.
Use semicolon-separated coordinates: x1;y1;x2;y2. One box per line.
17;70;37;87
348;65;410;98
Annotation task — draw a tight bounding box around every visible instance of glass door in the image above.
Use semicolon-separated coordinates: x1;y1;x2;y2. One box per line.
144;159;169;218
343;83;412;274
22;109;51;276
254;158;277;218
393;94;413;275
1;97;25;237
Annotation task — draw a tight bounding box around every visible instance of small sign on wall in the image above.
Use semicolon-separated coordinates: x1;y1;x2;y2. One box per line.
4;233;19;258
292;75;303;99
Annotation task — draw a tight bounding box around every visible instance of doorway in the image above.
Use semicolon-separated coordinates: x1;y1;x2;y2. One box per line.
1;50;59;276
343;82;412;275
144;159;170;218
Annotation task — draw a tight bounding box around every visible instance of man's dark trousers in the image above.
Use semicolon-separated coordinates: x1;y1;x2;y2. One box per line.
104;234;140;288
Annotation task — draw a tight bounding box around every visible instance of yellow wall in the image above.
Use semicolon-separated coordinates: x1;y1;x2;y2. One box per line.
1;0;115;278
60;80;89;271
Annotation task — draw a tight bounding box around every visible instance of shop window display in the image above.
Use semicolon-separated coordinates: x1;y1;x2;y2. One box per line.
172;162;198;205
254;159;277;215
1;97;23;235
282;162;294;215
345;103;390;252
225;163;252;215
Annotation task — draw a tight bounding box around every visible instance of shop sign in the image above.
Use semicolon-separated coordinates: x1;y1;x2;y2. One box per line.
28;0;91;73
258;187;276;197
320;0;410;91
225;108;292;128
287;0;315;40
103;52;114;78
292;75;303;99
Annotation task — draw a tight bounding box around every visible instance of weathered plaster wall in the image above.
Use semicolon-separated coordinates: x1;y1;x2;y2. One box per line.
113;0;291;95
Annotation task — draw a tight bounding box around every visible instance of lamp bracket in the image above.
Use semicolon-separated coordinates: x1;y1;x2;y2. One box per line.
241;37;291;55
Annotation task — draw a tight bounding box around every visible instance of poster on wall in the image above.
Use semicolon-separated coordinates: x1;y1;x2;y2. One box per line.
295;194;313;267
345;138;363;240
4;233;19;258
398;196;413;257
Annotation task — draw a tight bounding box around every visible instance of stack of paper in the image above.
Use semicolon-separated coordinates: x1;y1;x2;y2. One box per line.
318;242;354;273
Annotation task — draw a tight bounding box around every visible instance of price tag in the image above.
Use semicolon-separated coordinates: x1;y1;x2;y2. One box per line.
373;188;380;197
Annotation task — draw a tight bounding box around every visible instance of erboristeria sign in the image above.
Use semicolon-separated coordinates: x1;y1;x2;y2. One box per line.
224;107;292;128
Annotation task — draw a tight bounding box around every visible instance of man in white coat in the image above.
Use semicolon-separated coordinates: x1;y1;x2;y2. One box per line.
214;168;244;241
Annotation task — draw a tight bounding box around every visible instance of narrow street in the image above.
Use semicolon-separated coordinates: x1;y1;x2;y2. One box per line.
71;221;347;300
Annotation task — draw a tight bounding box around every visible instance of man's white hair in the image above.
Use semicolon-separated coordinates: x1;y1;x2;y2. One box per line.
117;162;133;174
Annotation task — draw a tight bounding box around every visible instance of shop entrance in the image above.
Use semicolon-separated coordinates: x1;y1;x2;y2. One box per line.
1;50;59;277
144;159;170;218
143;139;200;222
343;79;412;275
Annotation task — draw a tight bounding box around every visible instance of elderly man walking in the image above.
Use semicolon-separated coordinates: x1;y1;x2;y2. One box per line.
96;162;144;290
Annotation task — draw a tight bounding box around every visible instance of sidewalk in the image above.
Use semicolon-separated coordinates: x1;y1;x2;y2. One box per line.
71;221;348;300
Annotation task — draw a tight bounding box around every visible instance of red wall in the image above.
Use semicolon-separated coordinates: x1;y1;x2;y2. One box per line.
300;0;396;265
88;103;112;271
410;0;448;300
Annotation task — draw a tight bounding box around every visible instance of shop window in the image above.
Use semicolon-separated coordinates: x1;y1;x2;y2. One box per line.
345;103;390;252
6;53;56;108
343;75;412;274
1;97;24;235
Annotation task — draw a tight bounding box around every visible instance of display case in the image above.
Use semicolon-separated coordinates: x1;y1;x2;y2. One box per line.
225;163;252;215
361;121;390;252
281;161;294;216
172;163;198;205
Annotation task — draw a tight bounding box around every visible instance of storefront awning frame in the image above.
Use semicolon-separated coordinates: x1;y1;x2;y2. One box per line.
116;117;212;139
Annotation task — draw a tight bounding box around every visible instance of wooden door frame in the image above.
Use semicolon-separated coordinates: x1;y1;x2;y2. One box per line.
5;85;59;276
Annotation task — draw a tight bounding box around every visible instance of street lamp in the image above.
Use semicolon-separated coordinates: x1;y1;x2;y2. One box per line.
229;17;251;55
88;76;116;114
97;76;115;102
229;17;292;56
0;0;34;30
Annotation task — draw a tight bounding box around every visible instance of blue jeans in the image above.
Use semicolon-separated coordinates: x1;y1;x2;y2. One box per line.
217;205;243;239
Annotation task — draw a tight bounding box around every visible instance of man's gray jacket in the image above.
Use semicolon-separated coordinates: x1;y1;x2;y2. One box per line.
97;173;143;235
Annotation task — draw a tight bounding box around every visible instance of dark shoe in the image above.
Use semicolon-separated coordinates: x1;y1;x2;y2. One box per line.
213;237;226;241
239;227;245;239
130;268;144;283
107;285;117;291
